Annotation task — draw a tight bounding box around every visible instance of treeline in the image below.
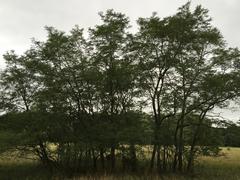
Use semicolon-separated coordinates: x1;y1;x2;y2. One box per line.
220;122;240;147
0;2;240;175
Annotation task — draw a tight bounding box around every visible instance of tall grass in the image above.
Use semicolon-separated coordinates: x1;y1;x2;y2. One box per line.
0;147;240;179
194;147;240;180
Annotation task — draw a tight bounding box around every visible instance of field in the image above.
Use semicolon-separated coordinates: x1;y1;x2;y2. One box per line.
0;147;240;180
194;147;240;180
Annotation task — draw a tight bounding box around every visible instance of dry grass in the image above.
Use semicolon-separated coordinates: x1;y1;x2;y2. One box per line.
194;147;240;180
0;147;240;179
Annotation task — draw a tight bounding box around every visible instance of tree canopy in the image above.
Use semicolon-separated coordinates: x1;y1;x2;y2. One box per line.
0;2;240;175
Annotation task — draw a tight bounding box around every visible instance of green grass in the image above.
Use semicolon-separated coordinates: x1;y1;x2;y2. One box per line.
0;147;240;179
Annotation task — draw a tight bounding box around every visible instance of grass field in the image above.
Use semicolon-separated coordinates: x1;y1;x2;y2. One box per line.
194;147;240;180
0;147;240;179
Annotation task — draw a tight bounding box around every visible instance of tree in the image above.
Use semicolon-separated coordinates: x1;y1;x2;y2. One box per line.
0;3;239;175
89;9;139;171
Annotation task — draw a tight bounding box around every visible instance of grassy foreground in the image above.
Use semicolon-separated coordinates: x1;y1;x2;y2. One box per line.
194;147;240;180
0;147;240;180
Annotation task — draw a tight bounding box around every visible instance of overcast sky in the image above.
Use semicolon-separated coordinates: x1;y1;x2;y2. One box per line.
0;0;240;121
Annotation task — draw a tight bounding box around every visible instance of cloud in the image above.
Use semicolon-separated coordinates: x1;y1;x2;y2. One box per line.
1;0;239;67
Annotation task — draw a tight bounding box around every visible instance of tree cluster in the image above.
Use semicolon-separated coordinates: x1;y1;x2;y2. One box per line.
0;3;240;175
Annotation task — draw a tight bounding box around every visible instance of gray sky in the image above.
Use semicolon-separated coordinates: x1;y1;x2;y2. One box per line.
0;0;240;121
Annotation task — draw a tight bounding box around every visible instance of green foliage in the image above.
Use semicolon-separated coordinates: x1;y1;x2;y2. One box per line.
0;2;240;176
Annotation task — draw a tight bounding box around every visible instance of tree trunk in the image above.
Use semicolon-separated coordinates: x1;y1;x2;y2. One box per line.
187;145;195;172
130;144;137;172
187;111;207;172
173;148;178;172
163;146;166;171
92;149;97;170
100;148;105;170
156;145;161;171
110;146;115;171
178;121;184;172
150;144;157;171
